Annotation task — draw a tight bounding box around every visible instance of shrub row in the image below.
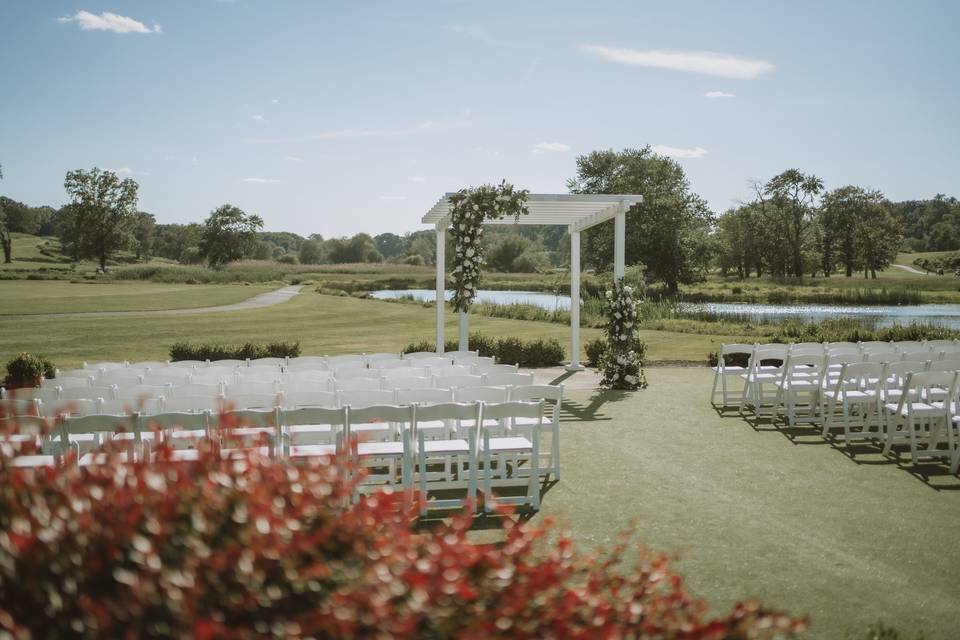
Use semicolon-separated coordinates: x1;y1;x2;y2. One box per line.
0;436;803;638
768;318;960;344
403;333;565;367
169;341;301;362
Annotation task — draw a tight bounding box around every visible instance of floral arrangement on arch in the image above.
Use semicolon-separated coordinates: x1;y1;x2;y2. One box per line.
448;181;529;313
600;279;648;390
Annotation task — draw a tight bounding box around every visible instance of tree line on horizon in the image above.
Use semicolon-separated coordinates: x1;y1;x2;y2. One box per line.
1;156;958;287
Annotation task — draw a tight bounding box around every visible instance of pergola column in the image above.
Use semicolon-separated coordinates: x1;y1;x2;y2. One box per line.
566;228;583;371
614;204;626;281
435;225;445;353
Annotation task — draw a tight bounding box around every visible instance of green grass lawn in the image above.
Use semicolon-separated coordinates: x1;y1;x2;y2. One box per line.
0;280;275;315
0;289;736;369
536;368;960;639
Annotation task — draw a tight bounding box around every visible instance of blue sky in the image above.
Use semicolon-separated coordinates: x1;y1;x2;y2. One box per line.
1;0;957;237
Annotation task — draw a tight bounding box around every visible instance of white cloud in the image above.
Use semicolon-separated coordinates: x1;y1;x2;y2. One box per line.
251;114;265;121
243;177;280;184
533;142;571;154
578;45;774;79
705;90;736;99
58;11;160;34
109;167;133;175
379;196;408;201
652;145;708;159
245;109;472;145
271;98;280;104
409;176;427;183
446;24;504;46
284;155;304;163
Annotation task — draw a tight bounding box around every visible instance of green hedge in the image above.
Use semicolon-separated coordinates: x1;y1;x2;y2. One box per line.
768;319;960;344
169;341;301;362
4;353;56;387
403;333;565;367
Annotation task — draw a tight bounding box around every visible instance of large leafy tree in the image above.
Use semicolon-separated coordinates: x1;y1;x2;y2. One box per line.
753;169;823;278
132;212;156;261
854;189;901;278
63;168;139;271
567;147;713;293
198;204;264;267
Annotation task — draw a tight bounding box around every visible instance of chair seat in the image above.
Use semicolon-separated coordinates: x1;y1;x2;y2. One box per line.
485;436;533;452
288;444;337;458
164;446;271;462
112;432;158;442
167;429;207;440
884;402;942;417
357;441;404;457
10;455;56;468
775;379;819;389
351;423;390;433
79;451;132;466
741;373;779;382
823;390;877;401
407;419;447;432
712;365;747;373
422;439;469;455
225;427;274;437
287;424;333;434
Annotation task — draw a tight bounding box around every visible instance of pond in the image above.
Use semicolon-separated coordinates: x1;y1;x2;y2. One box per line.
370;289;571;310
370;289;960;329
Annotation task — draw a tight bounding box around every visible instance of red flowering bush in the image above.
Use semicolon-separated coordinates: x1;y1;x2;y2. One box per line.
0;415;804;639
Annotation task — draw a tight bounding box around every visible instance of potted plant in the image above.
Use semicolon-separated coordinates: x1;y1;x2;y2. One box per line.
4;352;55;390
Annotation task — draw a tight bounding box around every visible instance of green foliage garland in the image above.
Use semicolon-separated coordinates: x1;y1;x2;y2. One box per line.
448;181;529;312
599;280;648;390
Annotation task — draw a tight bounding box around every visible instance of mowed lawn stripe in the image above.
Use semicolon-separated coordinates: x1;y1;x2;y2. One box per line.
0;291;742;368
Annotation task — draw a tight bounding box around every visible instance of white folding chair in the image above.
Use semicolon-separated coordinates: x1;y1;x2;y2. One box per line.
141;411;211;451
334;365;374;379
381;367;430;381
432;365;474;377
395;388;454;439
46;375;93;389
286;356;329;369
820;362;884;443
510;384;563;480
477;401;543;512
327;355;365;369
100;397;163;417
773;354;825;427
169;360;205;369
279;377;334;394
447;350;479;362
403;351;440;360
883;371;959;465
249;357;286;369
61;413;136;461
472;363;518;375
142;371;192;386
348;405;414;491
213;408;278;455
740;344;788;417
39;398;99;419
170;383;224;398
412;402;479;516
4;386;60;403
280;406;344;459
338;390;396;440
710;343;753;407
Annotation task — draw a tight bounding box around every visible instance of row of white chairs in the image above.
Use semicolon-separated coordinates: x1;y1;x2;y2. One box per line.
37;360;517;392
2;384;563;482
3;398;560;515
78;351;487;373
712;344;960;474
3;371;536;409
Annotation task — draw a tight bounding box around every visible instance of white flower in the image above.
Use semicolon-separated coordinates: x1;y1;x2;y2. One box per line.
466;248;474;257
625;375;637;384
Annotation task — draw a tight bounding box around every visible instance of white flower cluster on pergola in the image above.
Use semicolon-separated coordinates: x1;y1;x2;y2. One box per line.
422;193;643;370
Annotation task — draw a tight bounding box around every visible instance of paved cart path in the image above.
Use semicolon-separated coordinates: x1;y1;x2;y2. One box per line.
0;285;304;320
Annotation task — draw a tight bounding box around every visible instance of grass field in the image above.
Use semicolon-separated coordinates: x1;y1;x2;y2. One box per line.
539;368;960;639
0;280;275;315
0;287;739;369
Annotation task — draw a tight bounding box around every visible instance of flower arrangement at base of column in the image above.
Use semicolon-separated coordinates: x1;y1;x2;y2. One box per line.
599;279;648;390
448;181;529;313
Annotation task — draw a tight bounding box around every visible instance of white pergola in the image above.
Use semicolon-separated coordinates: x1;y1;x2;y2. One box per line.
422;193;643;370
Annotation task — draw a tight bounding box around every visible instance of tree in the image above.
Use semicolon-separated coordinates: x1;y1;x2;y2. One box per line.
153;223;204;263
324;233;382;264
132;212;156;261
298;239;322;264
374;232;405;259
567;147;713;293
63;168;139;271
0;163;9;263
754;169;823;279
487;235;531;272
820;186;864;277
198;204;264;267
854;190;901;278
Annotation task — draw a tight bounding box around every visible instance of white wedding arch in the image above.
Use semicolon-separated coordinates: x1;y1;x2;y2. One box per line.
422;192;643;370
